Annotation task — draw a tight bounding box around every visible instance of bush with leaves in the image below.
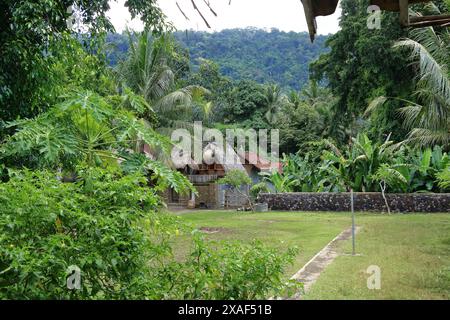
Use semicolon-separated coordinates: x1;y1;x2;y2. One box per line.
400;146;449;192
261;151;345;193
0;167;166;299
158;233;301;300
0;168;299;299
0;90;167;169
269;135;449;194
250;182;271;200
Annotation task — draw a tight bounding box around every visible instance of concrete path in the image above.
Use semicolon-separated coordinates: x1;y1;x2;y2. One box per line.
290;226;361;298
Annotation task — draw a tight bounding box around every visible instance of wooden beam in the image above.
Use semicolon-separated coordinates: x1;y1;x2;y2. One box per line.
399;0;409;26
301;0;317;42
409;18;450;28
410;14;450;23
370;0;425;12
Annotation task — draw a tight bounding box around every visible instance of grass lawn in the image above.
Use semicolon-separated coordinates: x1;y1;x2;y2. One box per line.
171;210;450;300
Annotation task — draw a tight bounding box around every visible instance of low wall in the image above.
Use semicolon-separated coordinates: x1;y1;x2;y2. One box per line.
257;192;450;213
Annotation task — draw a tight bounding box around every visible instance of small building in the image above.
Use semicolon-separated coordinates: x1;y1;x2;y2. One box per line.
162;144;281;209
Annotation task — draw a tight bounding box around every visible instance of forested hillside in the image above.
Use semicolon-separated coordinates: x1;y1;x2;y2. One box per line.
106;29;329;90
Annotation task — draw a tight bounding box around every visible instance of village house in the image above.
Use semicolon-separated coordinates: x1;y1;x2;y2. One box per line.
161;143;281;209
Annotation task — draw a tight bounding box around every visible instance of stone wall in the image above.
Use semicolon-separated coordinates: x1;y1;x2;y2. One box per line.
257;192;450;213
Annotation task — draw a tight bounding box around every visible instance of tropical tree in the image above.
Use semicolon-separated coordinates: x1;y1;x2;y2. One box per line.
263;84;287;125
395;13;450;148
275;102;323;154
367;5;450;148
372;164;408;214
0;0;168;130
118;31;208;129
300;80;331;108
310;0;413;144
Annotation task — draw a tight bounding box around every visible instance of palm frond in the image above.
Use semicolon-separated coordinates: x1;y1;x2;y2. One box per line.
364;96;388;118
406;128;450;148
394;37;450;100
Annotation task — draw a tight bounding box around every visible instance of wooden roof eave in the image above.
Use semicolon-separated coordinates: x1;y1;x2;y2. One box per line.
302;0;450;42
301;0;340;42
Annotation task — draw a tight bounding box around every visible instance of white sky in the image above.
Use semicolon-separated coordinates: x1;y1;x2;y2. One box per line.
108;0;341;35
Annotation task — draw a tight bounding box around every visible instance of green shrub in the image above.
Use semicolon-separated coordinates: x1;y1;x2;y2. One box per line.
436;166;450;191
0;168;299;299
250;182;270;200
0;168;165;299
217;169;253;209
158;233;301;299
217;169;252;188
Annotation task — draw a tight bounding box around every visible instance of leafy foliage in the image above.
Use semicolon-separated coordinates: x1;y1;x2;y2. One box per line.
0;168;297;299
0;90;169;170
117;31;209;129
311;0;414;143
250;182;271;200
120;152;195;195
217;169;251;189
266;135;449;193
0;168;162;299
217;169;253;209
159;233;301;299
394;11;449;148
436;166;450;191
0;0;168;130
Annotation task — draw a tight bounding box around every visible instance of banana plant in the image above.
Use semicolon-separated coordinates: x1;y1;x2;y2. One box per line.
260;169;298;193
322;134;407;192
436;165;450;191
404;146;449;192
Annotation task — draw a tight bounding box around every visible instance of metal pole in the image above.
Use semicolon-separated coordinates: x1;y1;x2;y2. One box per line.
351;188;355;256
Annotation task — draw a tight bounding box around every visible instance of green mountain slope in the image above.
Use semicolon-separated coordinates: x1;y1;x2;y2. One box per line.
106;28;329;90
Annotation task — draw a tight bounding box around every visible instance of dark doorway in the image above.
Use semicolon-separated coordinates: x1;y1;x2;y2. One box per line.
171;188;179;203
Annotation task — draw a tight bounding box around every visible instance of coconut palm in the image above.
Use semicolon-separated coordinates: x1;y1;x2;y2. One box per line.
118;31;209;129
394;20;450;148
367;5;449;148
263;84;287;124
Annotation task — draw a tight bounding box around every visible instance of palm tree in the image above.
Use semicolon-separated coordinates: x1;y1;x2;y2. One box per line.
263;84;286;125
300;80;335;109
287;91;301;109
367;5;449;148
394;19;450;148
118;31;208;129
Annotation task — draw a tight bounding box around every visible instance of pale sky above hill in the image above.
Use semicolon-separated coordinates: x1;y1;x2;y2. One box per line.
108;0;341;35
